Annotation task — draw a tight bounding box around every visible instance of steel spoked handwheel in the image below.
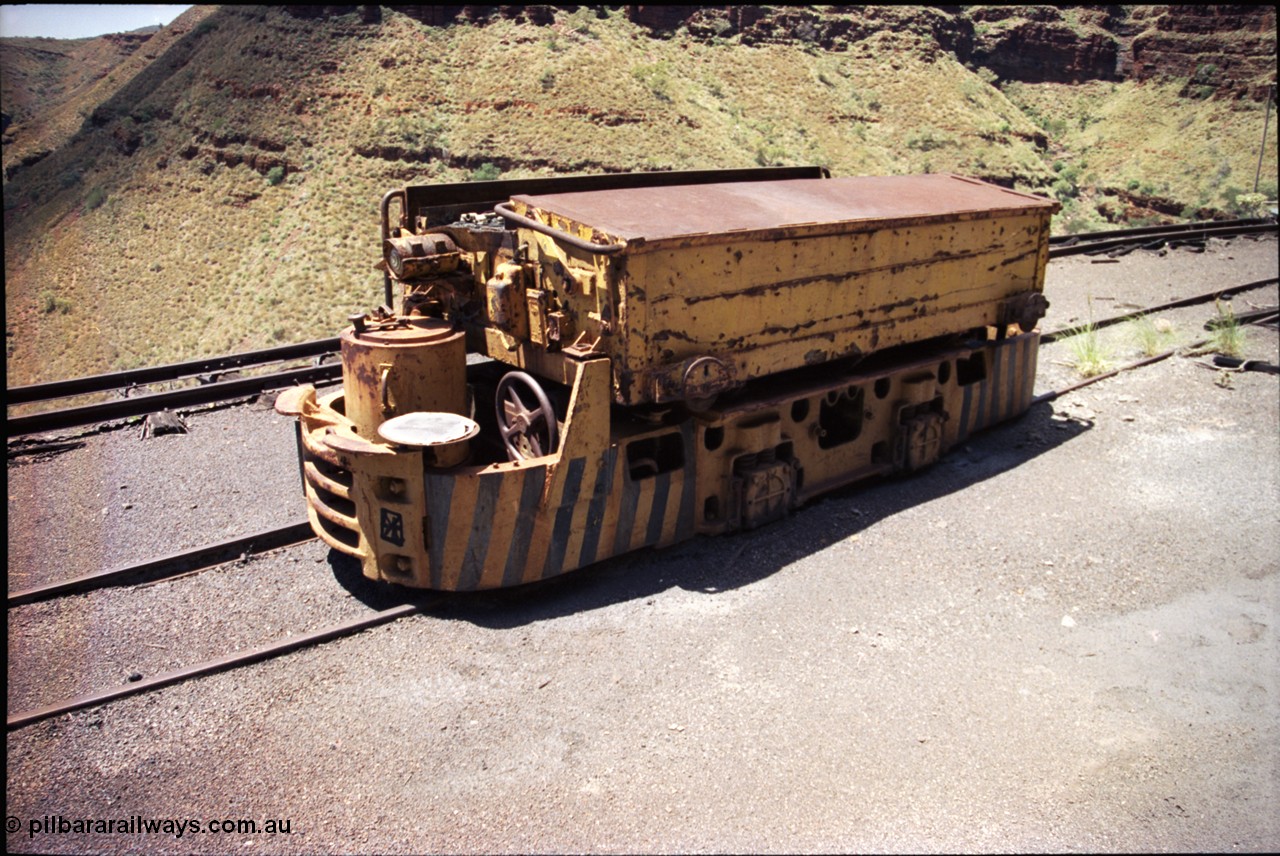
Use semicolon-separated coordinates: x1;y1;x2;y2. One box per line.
495;371;559;461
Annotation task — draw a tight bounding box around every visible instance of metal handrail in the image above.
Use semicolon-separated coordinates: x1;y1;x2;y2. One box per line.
494;203;627;255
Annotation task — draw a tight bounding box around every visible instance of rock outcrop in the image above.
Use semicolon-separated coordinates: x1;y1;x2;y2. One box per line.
271;4;1276;100
967;7;1121;84
1129;5;1277;100
617;5;1276;99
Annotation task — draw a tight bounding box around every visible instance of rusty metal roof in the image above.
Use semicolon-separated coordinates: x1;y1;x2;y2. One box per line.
512;174;1056;243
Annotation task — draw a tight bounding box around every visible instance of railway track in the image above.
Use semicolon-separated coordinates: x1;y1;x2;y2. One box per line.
5;516;439;731
6;603;425;730
1039;276;1279;343
7;279;1277;731
6;337;340;407
6;521;315;607
1047;216;1277;258
6;347;343;437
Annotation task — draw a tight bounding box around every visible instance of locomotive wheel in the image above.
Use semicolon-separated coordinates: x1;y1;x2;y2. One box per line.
495;371;559;461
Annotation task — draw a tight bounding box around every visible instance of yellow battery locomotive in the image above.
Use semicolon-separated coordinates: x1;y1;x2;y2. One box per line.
276;168;1058;590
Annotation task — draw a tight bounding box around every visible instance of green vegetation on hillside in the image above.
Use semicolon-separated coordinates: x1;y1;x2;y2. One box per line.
1002;79;1278;232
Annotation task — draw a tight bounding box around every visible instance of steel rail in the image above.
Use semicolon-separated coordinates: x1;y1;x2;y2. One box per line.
1039;277;1279;344
1048;216;1269;245
7;337;340;406
1048;222;1277;258
1034;285;1280;403
1206;307;1280;328
7;521;315;608
6;603;424;731
7;362;342;437
1032;348;1184;406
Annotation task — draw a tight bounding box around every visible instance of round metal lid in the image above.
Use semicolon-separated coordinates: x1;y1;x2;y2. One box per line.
377;412;479;447
343;317;460;346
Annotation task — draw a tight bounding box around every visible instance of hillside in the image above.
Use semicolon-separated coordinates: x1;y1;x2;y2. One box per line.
2;4;1276;386
1;8;219;180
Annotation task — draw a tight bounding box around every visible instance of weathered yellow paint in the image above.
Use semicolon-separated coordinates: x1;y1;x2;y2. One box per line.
339;317;466;440
474;469;529;591
506;175;1057;406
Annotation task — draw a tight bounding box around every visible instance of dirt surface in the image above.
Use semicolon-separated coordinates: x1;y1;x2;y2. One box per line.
6;235;1279;854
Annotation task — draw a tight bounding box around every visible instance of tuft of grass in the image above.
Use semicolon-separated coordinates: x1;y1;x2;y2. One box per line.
1127;314;1175;356
1067;321;1112;377
1206;300;1246;358
1067;298;1111;377
84;186;107;211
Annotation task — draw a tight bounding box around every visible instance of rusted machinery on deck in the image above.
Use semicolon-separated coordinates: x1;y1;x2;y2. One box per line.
276;168;1059;590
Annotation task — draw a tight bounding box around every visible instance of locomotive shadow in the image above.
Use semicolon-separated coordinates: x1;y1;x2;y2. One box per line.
330;399;1093;621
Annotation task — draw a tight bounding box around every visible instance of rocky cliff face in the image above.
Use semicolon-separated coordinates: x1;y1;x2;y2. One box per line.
632;5;1275;97
966;6;1122;85
1129;5;1277;99
272;5;1275;99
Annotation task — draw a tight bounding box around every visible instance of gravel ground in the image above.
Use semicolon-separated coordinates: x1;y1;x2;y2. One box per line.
6;235;1278;854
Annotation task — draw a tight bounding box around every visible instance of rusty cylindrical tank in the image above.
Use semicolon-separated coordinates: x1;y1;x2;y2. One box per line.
340;317;467;440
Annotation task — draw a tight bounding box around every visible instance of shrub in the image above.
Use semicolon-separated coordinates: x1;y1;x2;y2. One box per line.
469;163;502;182
1067;316;1111;378
1128;315;1176;356
84;186;107;210
1191;63;1219;85
41;291;73;314
754;143;787;166
905;128;954;152
130;103;166;123
1042;117;1067;137
266;166;286;186
1229;192;1267;217
632;62;673;102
